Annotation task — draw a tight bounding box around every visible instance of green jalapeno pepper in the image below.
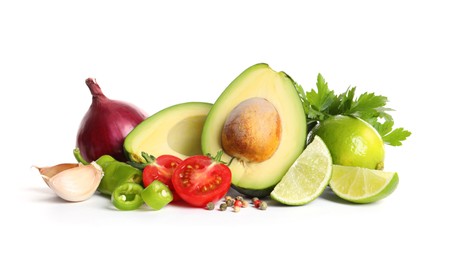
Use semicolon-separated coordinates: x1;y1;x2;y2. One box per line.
141;180;173;210
111;182;144;210
74;148;142;195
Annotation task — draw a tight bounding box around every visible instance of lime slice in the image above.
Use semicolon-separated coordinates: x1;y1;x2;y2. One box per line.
270;136;332;205
329;165;399;203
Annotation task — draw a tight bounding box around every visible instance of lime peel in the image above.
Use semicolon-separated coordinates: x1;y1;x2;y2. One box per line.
270;136;332;205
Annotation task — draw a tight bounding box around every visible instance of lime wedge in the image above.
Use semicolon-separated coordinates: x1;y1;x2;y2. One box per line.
270;136;332;205
329;165;399;203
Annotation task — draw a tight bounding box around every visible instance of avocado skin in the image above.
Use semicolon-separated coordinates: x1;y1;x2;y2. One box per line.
231;184;276;198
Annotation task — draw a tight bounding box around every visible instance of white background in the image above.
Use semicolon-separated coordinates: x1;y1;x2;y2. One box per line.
1;0;449;259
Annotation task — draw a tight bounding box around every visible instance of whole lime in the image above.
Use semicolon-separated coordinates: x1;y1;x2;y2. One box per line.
308;115;385;170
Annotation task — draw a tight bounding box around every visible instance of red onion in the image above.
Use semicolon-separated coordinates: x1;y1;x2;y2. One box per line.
76;78;147;162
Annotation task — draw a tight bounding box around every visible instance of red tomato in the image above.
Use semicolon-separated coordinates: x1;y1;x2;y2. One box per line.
142;154;182;201
172;153;232;207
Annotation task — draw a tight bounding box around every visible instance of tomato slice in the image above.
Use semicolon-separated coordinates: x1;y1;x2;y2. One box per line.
172;152;232;207
142;154;182;201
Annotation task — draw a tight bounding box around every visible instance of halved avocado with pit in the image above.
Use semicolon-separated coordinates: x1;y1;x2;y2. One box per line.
124;102;212;162
201;63;307;197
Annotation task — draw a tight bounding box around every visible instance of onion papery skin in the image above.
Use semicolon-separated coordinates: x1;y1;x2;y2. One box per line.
76;78;147;162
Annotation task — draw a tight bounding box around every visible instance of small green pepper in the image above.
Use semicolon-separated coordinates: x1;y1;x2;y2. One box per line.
111;182;144;210
141;180;173;210
74;148;142;195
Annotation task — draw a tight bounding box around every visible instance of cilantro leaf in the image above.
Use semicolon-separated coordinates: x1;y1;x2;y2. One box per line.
306;74;336;112
348;92;388;117
382;128;412;146
294;73;411;146
332;86;356;114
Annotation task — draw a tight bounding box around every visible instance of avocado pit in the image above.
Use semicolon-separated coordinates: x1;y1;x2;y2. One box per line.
221;97;281;163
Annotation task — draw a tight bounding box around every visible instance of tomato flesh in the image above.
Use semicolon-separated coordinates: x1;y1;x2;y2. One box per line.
142;155;182;201
172;155;232;207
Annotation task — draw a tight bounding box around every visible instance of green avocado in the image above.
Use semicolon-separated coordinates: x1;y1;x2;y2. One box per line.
201;63;307;197
124;102;212;162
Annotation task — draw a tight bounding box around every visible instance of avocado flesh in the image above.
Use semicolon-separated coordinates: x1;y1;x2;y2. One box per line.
201;63;307;196
124;102;212;162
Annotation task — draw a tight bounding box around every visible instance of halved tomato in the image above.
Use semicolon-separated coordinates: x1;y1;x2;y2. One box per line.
172;152;232;207
142;154;182;201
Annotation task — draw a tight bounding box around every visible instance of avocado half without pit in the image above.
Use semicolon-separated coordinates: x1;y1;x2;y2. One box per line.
201;63;307;197
124;102;212;162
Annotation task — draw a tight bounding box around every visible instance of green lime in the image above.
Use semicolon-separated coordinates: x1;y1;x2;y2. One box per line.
270;136;332;205
330;165;399;203
309;115;385;170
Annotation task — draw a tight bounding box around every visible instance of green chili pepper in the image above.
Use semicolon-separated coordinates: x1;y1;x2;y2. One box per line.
111;182;144;211
96;154;116;167
73;148;142;195
141;180;173;210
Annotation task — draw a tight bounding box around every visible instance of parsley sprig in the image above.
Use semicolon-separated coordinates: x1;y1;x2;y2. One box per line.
295;73;411;146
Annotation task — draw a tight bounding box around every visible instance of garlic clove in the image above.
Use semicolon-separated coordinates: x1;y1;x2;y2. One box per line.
37;162;104;202
35;163;79;186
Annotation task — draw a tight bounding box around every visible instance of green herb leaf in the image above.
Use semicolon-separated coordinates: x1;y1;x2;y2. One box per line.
295;73;411;146
306;74;336;113
382;127;412;146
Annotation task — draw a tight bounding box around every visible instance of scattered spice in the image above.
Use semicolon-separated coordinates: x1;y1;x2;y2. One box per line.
216;195;267;212
252;197;262;208
250;197;268;210
225;198;235;206
206;201;215;210
219;203;228;211
259;201;268;210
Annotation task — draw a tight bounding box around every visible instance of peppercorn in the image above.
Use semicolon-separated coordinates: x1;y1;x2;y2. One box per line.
206;201;215;210
219;203;228;211
259;201;268;210
235;195;244;202
233;206;241;213
226;198;235;207
242;200;249;208
234;199;243;208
